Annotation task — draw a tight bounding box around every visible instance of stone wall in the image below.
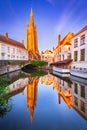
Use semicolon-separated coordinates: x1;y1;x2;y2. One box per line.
0;65;21;75
0;60;28;75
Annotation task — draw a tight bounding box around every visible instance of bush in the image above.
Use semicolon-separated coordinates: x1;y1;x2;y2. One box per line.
30;60;48;67
8;60;29;66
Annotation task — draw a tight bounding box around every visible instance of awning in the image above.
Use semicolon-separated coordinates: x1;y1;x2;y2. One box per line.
50;59;73;66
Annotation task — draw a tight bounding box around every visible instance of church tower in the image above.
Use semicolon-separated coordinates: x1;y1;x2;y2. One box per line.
26;8;40;60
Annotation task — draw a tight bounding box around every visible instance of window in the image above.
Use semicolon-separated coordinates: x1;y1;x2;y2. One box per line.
8;55;10;59
74;38;78;48
59;55;61;60
17;49;19;53
23;56;25;59
81;85;85;98
12;55;15;59
80;49;85;61
62;55;64;60
1;53;5;59
68;47;70;51
80;100;85;112
74;96;78;106
80;34;85;45
74;83;78;94
62;80;64;86
8;47;10;53
74;51;78;61
67;53;71;59
1;45;5;52
13;48;15;53
17;56;19;59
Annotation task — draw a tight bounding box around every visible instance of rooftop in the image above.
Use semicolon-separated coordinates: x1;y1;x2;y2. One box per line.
74;26;87;37
0;33;26;49
50;59;73;66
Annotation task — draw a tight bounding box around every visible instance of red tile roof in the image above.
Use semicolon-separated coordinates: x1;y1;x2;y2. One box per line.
0;35;26;49
54;32;74;50
65;42;71;45
50;59;72;66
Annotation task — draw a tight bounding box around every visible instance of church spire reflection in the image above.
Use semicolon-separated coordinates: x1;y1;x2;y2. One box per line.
26;77;39;122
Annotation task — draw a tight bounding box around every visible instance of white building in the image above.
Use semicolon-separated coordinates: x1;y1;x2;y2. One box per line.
53;33;74;62
51;33;74;75
71;26;87;69
0;33;28;61
8;78;29;95
71;80;87;119
41;50;54;63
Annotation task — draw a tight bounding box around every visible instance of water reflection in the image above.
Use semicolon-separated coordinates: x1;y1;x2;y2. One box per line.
0;71;29;118
27;77;39;122
72;81;87;119
0;70;87;125
41;74;72;108
41;73;87;120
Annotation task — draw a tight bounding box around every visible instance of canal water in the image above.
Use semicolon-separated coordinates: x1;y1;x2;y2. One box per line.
0;70;87;130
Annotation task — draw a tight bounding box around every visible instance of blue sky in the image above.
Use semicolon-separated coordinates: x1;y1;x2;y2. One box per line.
0;0;87;51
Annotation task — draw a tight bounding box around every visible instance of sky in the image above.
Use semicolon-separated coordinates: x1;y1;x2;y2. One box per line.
0;0;87;52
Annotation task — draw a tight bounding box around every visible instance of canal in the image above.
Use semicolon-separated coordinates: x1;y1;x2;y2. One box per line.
0;70;87;130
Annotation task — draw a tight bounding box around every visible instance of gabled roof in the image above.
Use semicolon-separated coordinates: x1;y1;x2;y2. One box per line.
60;32;74;46
54;32;74;50
0;35;26;49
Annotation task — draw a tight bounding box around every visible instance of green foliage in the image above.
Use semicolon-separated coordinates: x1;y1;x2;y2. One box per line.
0;77;10;88
8;60;29;66
0;76;10;102
31;70;47;77
0;76;11;117
8;60;13;65
30;60;48;67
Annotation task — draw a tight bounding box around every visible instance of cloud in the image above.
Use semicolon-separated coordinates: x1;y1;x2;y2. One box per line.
54;0;82;36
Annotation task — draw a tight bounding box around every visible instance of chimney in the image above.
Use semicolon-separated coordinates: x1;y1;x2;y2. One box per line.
58;34;61;46
22;40;24;45
5;33;8;38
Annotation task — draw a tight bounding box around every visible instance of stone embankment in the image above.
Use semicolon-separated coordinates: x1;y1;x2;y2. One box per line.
0;60;28;75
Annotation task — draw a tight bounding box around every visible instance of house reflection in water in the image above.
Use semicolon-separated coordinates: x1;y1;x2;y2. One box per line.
72;81;87;119
41;74;87;119
6;75;39;122
8;78;29;96
4;73;87;121
26;77;39;122
41;74;72;108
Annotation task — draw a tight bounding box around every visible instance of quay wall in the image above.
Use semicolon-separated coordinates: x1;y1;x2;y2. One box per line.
0;60;28;75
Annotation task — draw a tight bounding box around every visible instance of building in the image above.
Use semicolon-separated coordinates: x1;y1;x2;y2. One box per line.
41;74;87;119
41;74;72;108
71;26;87;69
71;79;87;119
41;50;54;63
26;9;40;60
0;33;28;60
8;78;28;96
50;33;74;74
53;32;74;62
